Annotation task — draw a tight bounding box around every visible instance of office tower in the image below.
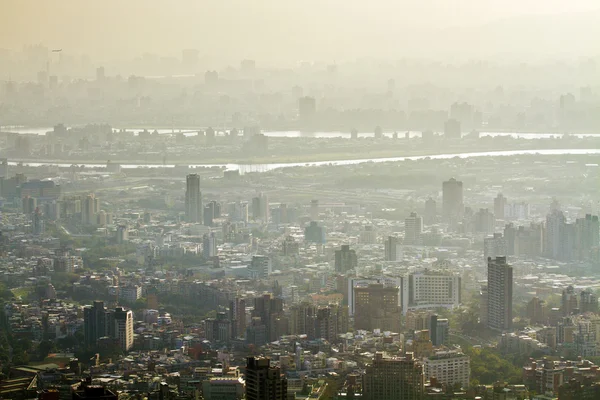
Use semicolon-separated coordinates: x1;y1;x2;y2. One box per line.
354;283;402;332
202;377;244;400
244;357;287;400
351;128;358;139
424;197;436;225
479;285;488;327
289;302;348;341
96;66;105;81
282;235;299;256
484;233;507;262
363;352;424;400
443;118;461;139
404;271;461;313
410;330;433;358
249;294;287;344
526;297;548;325
22;196;37;215
494;193;507;220
116;225;129;243
404;212;423;245
503;223;516;255
505;201;530;221
229;298;247;339
384;236;401;261
545;210;566;260
185;174;202;223
251;193;269;222
83;301;108;347
335;245;357;273
561;286;578;316
305;221;326;243
575;214;599;261
203;233;217;258
359;225;377;244
298;96;316;121
205;312;232;343
514;223;544;257
424;350;470;389
374;126;383;139
310;199;319;220
113;307;134;351
32;208;44;235
473;208;495;234
248;255;271;279
487;257;513;331
429;315;449;346
442;178;463;228
580;289;598;313
82;194;98;225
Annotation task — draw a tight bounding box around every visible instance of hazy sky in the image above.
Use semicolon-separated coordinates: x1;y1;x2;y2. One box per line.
2;0;599;64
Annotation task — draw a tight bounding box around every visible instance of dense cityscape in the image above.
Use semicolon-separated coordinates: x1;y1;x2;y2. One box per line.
3;2;600;400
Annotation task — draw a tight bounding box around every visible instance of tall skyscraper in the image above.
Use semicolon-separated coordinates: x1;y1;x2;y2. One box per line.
494;193;507;220
384;236;401;261
363;352;424;400
245;357;287;400
185;174;202;223
203;233;217;258
444;118;461;139
354;283;402;332
404;212;423;245
575;214;599;261
424;197;436;225
335;245;357;273
113;307;134;351
442;178;463;229
545;210;566;260
251;193;269;222
487;256;513;331
82;194;98;225
83;301;108;347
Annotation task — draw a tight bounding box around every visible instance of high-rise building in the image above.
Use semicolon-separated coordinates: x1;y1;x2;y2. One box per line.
205;312;232;343
203;233;217;258
354;283;402;332
249;294;287;343
484;233;507;262
487;257;513;331
244;357;287;400
83;301;108;347
429;315;449;346
545;210;566;260
494;193;507;220
384;236;401;261
113;307;134;351
282;235;299;256
185;174;202;223
229;298;247;339
248;255;271;279
305;221;326;244
251;193;269;222
575;214;599;261
423;350;470;389
298;96;316;122
289;302;348;341
359;225;377;244
473;208;495;234
404;212;423;245
442;178;463;229
363;352;424;400
335;245;357;273
82;194;98;225
443;119;461;139
403;271;461;313
424;197;436;225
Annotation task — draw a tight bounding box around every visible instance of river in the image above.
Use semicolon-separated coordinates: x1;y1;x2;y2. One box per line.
7;148;600;174
3;126;600;140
